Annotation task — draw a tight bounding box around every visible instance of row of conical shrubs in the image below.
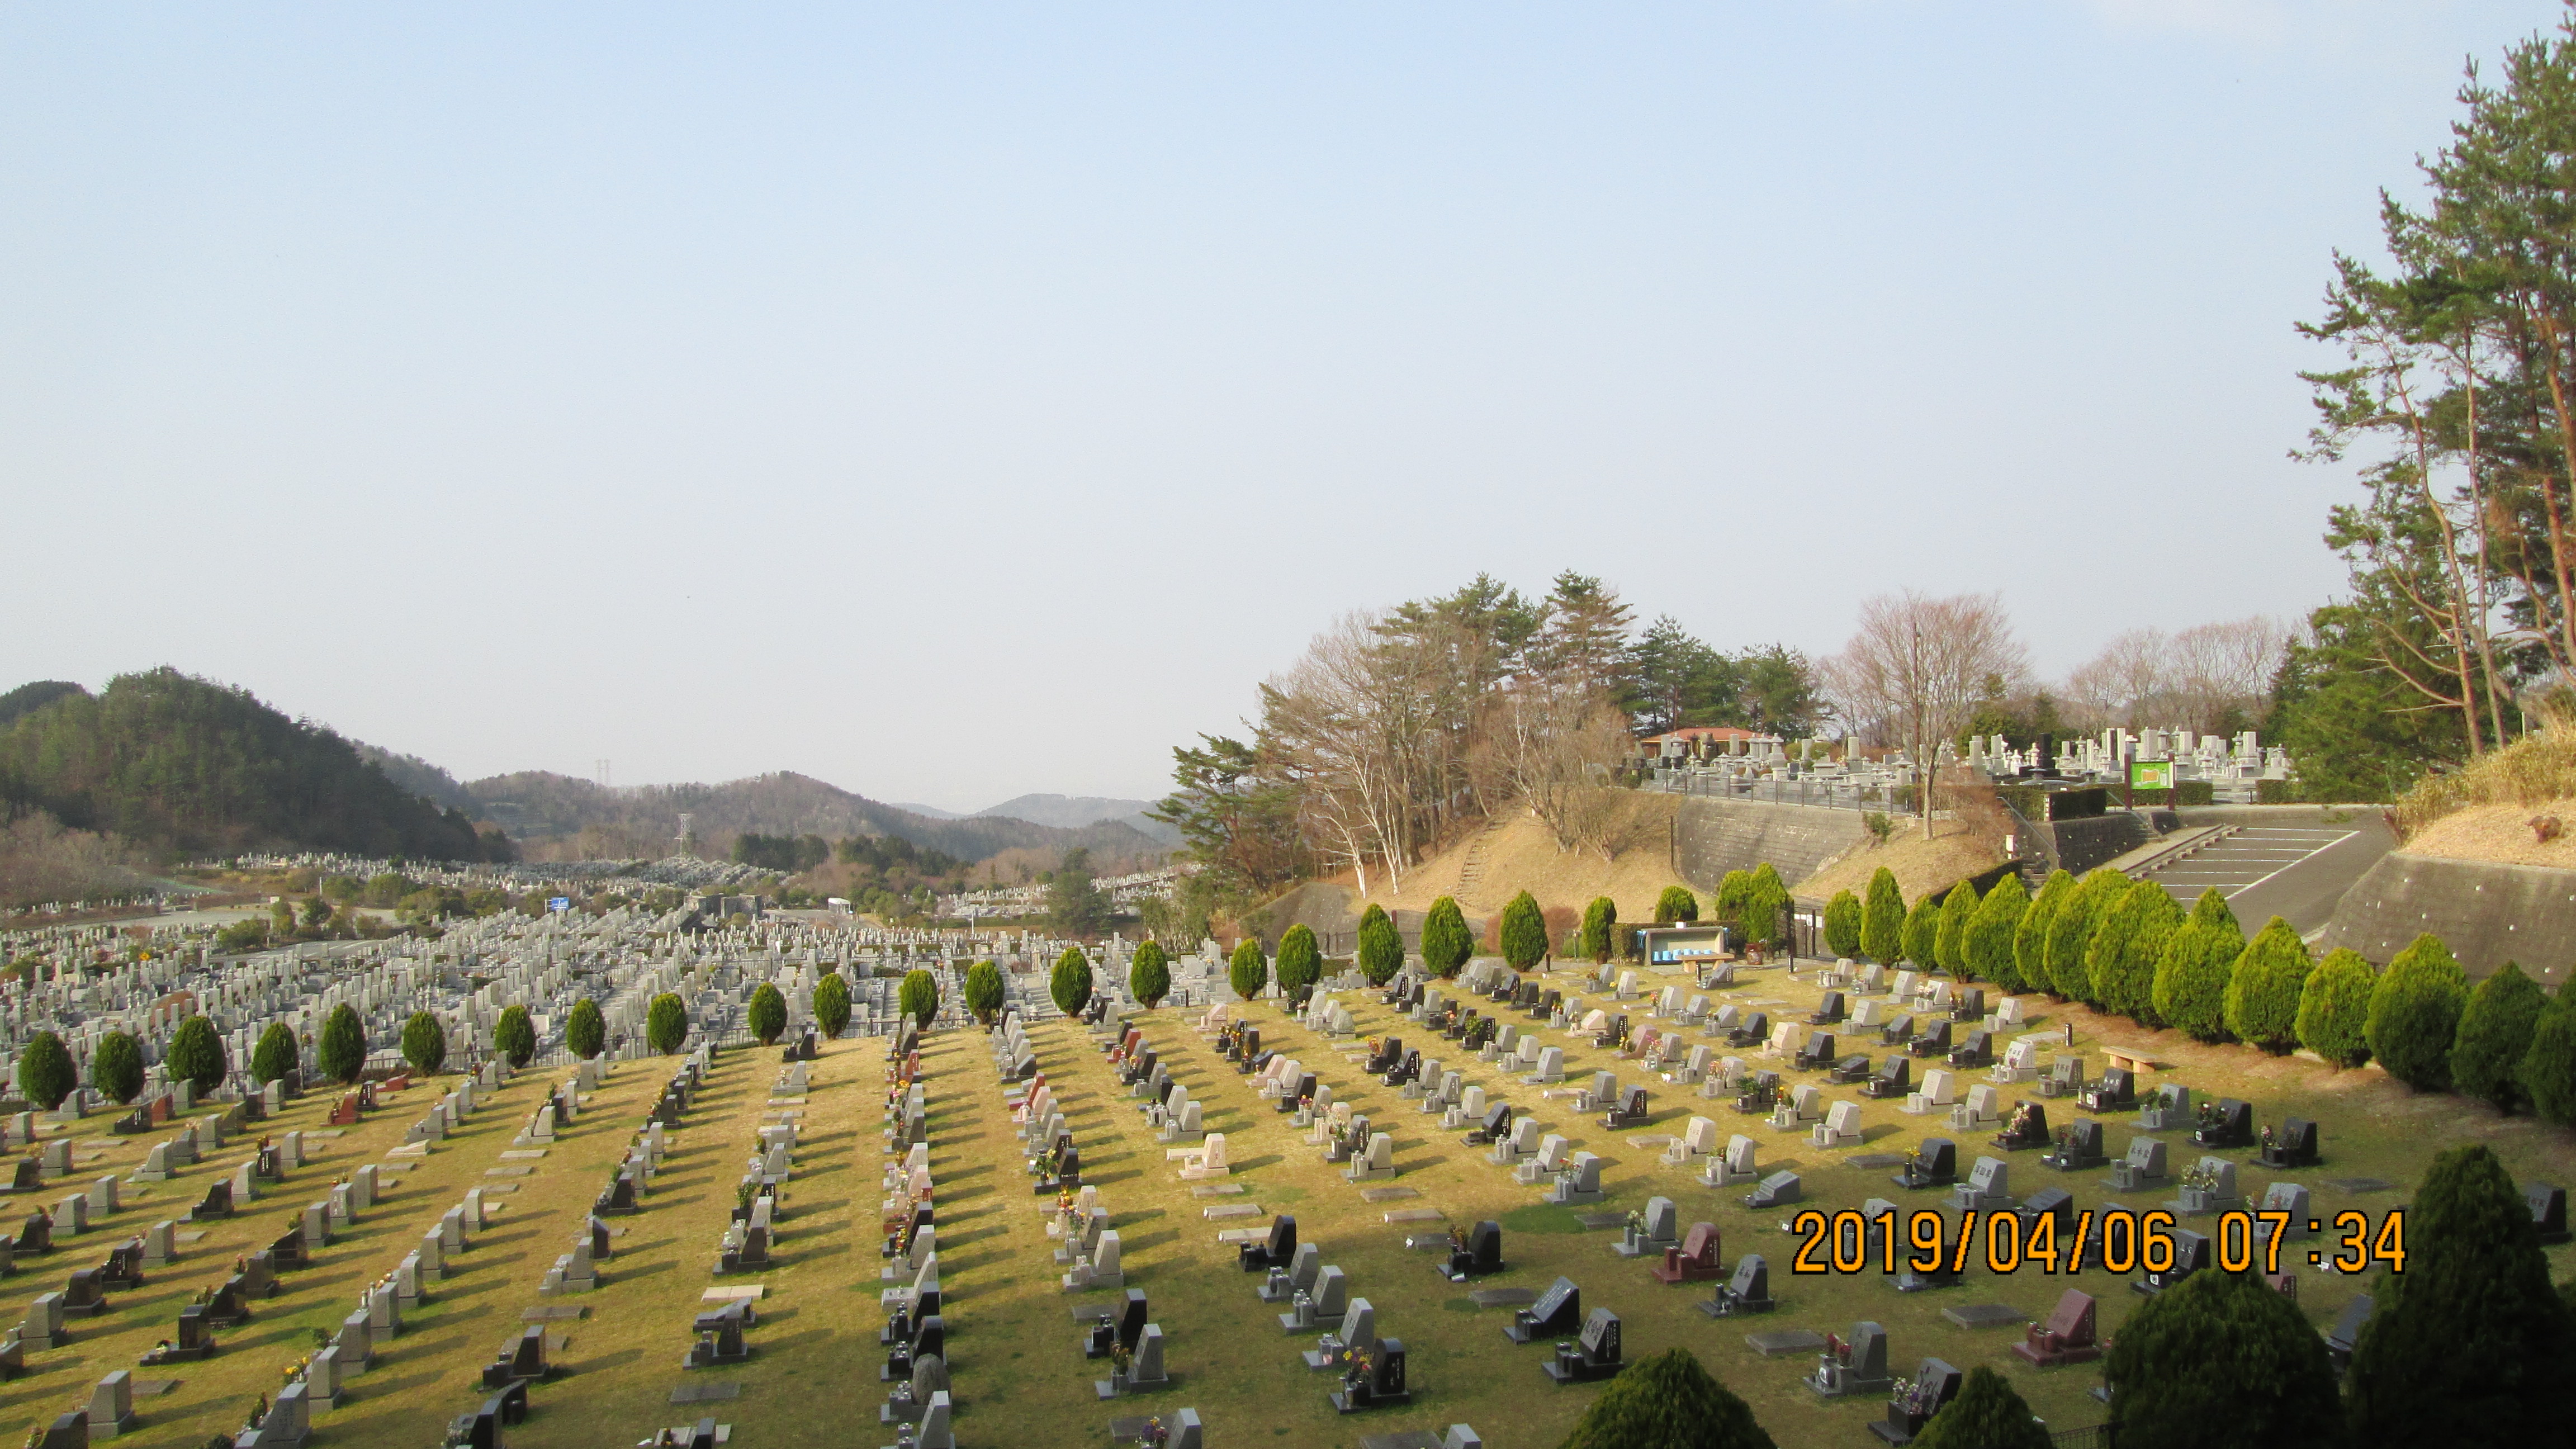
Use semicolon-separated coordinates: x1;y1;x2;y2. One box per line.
1821;865;2576;1121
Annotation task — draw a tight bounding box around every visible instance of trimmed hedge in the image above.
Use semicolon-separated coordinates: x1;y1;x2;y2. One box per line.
2367;932;2469;1091
2224;917;2311;1053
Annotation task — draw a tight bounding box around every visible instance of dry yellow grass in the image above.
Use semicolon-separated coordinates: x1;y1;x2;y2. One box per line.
1792;818;2003;906
1360;794;1687;921
2393;798;2576;868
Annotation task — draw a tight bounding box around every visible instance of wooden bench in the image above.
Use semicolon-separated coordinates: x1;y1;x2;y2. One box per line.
2102;1050;2158;1076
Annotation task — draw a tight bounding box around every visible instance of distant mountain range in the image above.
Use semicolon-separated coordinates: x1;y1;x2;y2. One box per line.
1;671;1172;870
466;770;1167;866
893;793;1178;847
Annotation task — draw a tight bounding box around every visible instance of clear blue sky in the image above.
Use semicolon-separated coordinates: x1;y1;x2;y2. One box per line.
2;2;2561;809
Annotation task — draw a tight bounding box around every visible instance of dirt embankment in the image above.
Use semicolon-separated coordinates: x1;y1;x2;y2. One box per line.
1355;792;1688;924
2399;798;2576;869
1792;817;2004;905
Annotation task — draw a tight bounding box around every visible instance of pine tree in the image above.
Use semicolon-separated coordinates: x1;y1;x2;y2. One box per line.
2347;1144;2575;1447
1860;869;1904;963
1578;897;1618;964
90;1032;143;1105
1225;939;1267;1000
1822;891;1863;960
1900;894;1941;968
167;1015;228;1093
898;969;940;1028
645;994;686;1055
1934;880;1979;974
2188;886;2238;936
1053;948;1096;1016
2152;917;2241;1043
2046;869;2130;1002
1499;891;1549;970
1356;909;1405;986
2089;879;2180;1025
1654;885;1701;925
319;1003;367;1082
2523;985;2576;1124
1556;1347;1775;1449
493;1005;536;1067
15;1032;74;1111
1910;1366;2050;1449
1275;924;1324;1002
1421;898;1474;977
2452;960;2547;1111
1127;942;1171;1008
404;1010;451;1073
2223;917;2312;1053
566;998;605;1060
251;1022;300;1086
2014;869;2074;990
747;983;788;1044
1963;876;2026;988
816;969;856;1035
2104;1266;2341;1449
2367;932;2469;1091
2295;948;2374;1067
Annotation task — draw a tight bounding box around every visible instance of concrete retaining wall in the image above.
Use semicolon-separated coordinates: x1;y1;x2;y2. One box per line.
1674;798;1872;894
2319;853;2576;987
2036;815;2154;877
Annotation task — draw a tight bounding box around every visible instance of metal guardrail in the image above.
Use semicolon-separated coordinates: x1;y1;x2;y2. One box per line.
1641;771;1919;816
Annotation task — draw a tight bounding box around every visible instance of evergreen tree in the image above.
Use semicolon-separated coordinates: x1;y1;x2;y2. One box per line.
251;1022;300;1086
2224;917;2312;1053
1900;893;1941;968
2452;960;2547;1111
2088;878;2180;1025
1052;948;1095;1017
493;1005;536;1067
2523;984;2576;1125
2105;1266;2341;1449
1421;897;1474;977
1226;939;1268;1000
2367;932;2469;1091
644;993;687;1055
816;970;856;1035
1934;880;1979;974
1860;867;1905;963
2046;869;2130;1002
1911;1366;2050;1449
1275;924;1324;1002
565;998;605;1060
167;1015;228;1093
1497;890;1547;969
1742;865;1792;951
2152;917;2242;1043
1714;870;1752;926
1822;891;1863;960
1127;941;1172;1008
91;1031;143;1105
1556;1347;1774;1449
1963;875;2027;989
2296;948;2375;1067
2347;1144;2575;1447
318;1003;366;1082
1356;908;1405;986
2188;886;2239;936
2014;869;2075;989
1653;885;1701;925
1578;896;1618;964
403;1010;450;1073
747;983;788;1044
898;969;940;1028
15;1031;74;1111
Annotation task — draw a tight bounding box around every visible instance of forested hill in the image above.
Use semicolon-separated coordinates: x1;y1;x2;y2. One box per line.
0;669;510;861
466;769;1166;867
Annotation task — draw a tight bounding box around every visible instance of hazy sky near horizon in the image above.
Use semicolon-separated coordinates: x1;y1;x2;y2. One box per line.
3;2;2562;810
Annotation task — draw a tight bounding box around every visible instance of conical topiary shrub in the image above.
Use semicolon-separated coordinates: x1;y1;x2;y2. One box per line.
2366;932;2469;1091
2294;948;2374;1067
2223;917;2310;1053
2451;960;2547;1112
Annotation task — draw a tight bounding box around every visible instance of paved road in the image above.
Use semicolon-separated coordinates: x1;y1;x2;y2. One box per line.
2146;816;2397;934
